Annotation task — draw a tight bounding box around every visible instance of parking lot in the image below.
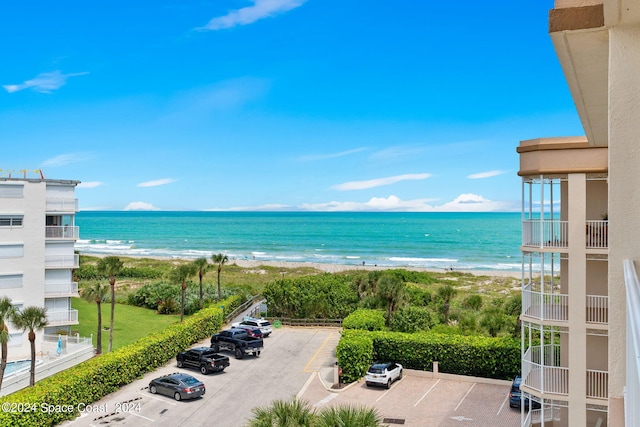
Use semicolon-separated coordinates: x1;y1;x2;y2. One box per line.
60;327;519;426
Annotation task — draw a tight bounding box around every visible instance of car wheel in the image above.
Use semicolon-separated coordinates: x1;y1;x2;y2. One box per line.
386;379;391;389
200;365;209;375
398;370;403;380
174;392;182;401
150;385;157;394
212;343;219;352
235;348;244;359
255;350;261;357
177;360;183;368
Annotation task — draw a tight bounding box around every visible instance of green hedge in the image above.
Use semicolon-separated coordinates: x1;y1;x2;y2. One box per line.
336;330;519;384
342;309;386;331
0;297;241;426
336;330;373;383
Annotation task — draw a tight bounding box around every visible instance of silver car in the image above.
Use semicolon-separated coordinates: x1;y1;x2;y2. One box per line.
149;373;205;401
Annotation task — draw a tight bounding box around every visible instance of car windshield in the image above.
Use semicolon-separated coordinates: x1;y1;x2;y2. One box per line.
368;365;387;374
181;377;200;385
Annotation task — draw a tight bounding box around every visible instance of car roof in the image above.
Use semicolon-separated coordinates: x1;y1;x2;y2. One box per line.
370;362;395;369
162;373;198;382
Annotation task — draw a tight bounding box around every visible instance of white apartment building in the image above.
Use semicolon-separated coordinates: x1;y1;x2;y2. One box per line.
517;1;640;426
0;174;80;359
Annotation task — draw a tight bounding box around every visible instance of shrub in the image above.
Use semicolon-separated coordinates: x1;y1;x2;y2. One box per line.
342;309;385;331
462;295;483;311
389;306;433;333
336;330;373;383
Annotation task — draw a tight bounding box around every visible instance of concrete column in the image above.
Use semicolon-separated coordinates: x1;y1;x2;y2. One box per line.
567;173;587;426
608;24;640;427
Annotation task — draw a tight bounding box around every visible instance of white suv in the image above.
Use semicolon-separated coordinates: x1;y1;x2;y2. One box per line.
232;317;272;337
365;362;403;388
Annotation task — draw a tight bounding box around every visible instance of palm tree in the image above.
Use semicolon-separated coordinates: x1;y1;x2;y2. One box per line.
0;297;17;391
249;398;315;427
211;253;228;302
171;263;197;322
80;282;109;354
97;256;123;353
376;274;406;326
12;306;48;386
437;285;458;324
192;258;210;310
316;404;385;427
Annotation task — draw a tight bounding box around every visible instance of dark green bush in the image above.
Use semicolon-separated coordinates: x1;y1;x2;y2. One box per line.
342;309;385;331
336;330;373;383
389;306;433;333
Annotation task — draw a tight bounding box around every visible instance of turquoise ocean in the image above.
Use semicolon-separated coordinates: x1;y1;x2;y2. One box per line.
75;212;522;272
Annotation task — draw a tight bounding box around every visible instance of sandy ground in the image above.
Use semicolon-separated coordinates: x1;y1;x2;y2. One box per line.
83;253;523;279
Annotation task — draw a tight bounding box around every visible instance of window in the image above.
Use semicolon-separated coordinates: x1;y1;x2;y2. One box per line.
0;274;22;289
0;244;23;258
0;184;24;198
0;216;23;227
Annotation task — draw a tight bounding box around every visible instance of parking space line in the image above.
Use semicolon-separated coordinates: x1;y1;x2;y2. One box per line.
496;394;510;416
413;378;441;407
375;385;396;402
296;372;316;399
124;411;154;422
143;393;177;405
454;382;476;411
303;333;333;372
314;393;338;407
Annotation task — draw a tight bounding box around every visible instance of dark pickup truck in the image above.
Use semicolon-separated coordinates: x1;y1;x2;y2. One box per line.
210;328;264;359
176;346;230;374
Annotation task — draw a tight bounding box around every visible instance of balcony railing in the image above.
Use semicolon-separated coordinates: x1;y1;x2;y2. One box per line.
522;345;568;395
522;219;568;248
523;407;562;427
44;254;79;269
586;369;608;399
44;281;79;297
46;309;79;325
522;283;569;322
586;294;609;324
586;220;608;249
46;198;78;212
45;226;79;240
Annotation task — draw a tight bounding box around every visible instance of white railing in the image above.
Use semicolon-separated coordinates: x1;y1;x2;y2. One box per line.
523;345;568;395
522;219;568;248
44;254;79;269
45;226;79;240
46;198;78;212
44;281;79;297
587;369;609;399
528;407;562;425
623;259;640;427
522;283;569;322
586;294;609;324
46;309;79;325
586;220;608;249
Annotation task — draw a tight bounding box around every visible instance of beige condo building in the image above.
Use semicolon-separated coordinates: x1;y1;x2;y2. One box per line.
516;1;640;426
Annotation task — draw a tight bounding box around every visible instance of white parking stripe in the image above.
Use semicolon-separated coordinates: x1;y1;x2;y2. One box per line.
413;378;441;407
296;372;316;399
496;394;510;415
124;411;154;422
314;393;338;407
454;382;476;411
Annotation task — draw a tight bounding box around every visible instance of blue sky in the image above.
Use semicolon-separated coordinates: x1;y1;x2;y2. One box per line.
1;1;584;212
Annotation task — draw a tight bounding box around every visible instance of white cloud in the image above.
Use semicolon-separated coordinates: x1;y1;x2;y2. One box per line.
298;148;368;162
137;178;176;187
332;173;431;191
197;0;306;31
3;70;89;94
467;170;508;179
123;202;160;211
41;152;95;167
170;78;270;114
77;181;103;189
369;145;426;160
302;194;518;212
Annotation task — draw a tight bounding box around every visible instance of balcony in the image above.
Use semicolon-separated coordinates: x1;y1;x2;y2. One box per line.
586;294;608;324
46;309;79;326
44;281;79;297
522;283;568;322
45;226;79;240
586;369;608;400
522;219;609;249
523;407;562;427
45;254;79;269
46;198;78;212
522;219;568;249
522;345;569;395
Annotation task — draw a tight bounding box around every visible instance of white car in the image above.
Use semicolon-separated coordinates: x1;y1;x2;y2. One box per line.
365;362;403;388
232;317;272;337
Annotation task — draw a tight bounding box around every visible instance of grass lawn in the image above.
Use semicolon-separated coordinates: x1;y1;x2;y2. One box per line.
72;297;182;353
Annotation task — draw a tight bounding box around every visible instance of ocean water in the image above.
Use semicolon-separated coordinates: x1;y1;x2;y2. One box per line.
74;211;522;272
